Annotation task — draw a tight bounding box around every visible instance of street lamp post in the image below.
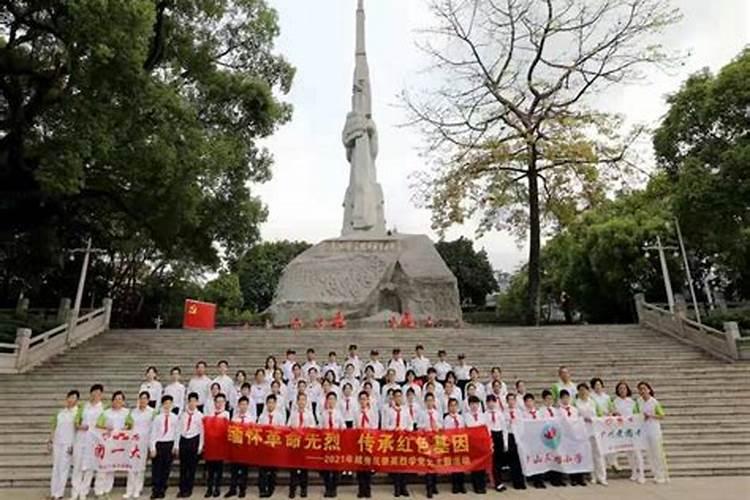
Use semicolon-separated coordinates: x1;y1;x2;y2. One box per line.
66;238;106;345
673;218;701;324
644;236;677;313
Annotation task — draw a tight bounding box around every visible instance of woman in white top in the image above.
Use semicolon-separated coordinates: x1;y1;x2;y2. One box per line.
404;370;423;400
94;391;133;497
611;381;645;483
48;390;79;500
71;384;105;500
125;391;155;499
637;381;669;484
203;382;222;416
232;370;248;410
590;377;619;470
250;369;270;417
575;383;607;485
264;356;278;384
139;366;163;409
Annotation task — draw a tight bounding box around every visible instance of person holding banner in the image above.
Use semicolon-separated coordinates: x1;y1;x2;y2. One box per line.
204;392;230;498
464;395;489;494
575;383;608;486
590;377;619;472
48;389;79;500
504;393;526;490
94;390;133;497
226;396;252;498
611;381;645;483
418;392;443;498
522;393;547;489
287;392;316;498
637;381;669;484
484;394;507;493
150;395;179;499
71;384;105;500
320;392;345;497
123;391;154;499
444;397;467;494
539;389;565;487
559;390;586;487
354;390;378;498
258;394;285;497
383;388;413;497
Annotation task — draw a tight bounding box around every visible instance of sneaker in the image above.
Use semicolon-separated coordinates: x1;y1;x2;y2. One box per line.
495;484;506;492
599;480;608;486
637;477;646;484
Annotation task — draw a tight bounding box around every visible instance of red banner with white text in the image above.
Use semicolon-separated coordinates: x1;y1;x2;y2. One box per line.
203;418;492;474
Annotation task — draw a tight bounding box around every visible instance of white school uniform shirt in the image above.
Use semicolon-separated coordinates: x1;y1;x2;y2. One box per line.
383;405;413;431
345;355;363;376
409;356;431;377
433;361;452;381
354;406;379;429
129;406;155;471
75;400;104;471
164;382;186;413
575;398;600;437
302;360;321;379
250;382;269;407
387;358;407;383
503;407;522;434
454;363;472;381
592;392;611;414
418;407;443;431
140;380;163;405
541;405;558;420
405;382;423;400
340;376;361;395
320;408;346;429
288;407;317;428
322;362;342;380
441;386;463;411
258;407;285;426
187;375;212;405
485;380;508;402
523;406;543;421
98;407;130;430
638;397;665;437
231;410;254;425
485;406;506;432
338;395;356;422
425;379;445;397
150;411;179;453
464;410;487;428
613;396;637;416
381;382;401;399
213;375;234;402
443;412;465;430
210;409;230;420
179;409;204;452
559;404;579;419
364;359;385;379
282;360;296;382
467;380;486;400
52;406;78;447
405;401;421;429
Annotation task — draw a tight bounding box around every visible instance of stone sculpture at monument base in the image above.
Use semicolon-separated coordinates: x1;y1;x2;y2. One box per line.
269;233;462;326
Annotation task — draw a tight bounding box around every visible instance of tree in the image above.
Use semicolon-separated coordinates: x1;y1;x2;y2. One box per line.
203;272;244;310
435;237;498;306
654;49;750;297
0;1;294;316
404;0;680;324
232;240;312;312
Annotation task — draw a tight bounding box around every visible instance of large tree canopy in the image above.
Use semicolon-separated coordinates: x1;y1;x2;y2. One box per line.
0;0;294;315
435;237;498;307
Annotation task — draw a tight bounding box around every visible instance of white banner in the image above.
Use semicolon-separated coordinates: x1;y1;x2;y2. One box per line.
515;417;593;476
594;415;646;455
93;430;147;472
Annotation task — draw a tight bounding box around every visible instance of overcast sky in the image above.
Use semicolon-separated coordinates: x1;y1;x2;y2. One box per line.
257;0;749;272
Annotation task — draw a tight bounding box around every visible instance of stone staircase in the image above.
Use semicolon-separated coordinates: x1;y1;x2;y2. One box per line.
1;324;749;487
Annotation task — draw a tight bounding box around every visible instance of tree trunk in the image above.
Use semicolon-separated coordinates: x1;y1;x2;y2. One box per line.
525;145;541;326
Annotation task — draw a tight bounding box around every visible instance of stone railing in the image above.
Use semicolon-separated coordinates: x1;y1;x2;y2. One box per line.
635;293;743;362
0;299;112;374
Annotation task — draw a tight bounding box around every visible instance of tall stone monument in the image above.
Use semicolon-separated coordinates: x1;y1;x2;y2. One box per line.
269;0;461;326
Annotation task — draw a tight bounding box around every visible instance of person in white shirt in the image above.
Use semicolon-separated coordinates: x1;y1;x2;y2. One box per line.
504;393;526;490
177;392;204;497
226;396;252;497
410;344;430;381
575;383;607;486
163;366;186;415
301;348;320;379
443;398;467;494
454;354;472;392
125;391;154;499
590;377;619;471
48;390;79;500
213;360;235;411
204;393;230;498
319;392;345;497
405;387;421;430
468;368;486;400
484;395;507;492
387;348;407;383
339;383;356;428
418;393;442;498
269;380;287;419
521;393;546;489
340;363;361;395
354;391;378;498
345;344;362;377
140;366;163;409
364;349;384;381
94;391;133;497
257;394;284;497
433;350;452;383
287;393;316;498
441;379;463;413
488;379;507;412
282;349;297;383
149;395;179;499
559;390;585;486
539;390;564;487
263;356;278;384
323;351;342;381
70;384;105;500
464;396;489;493
250;369;270;417
380;369;400;400
551;365;577;404
515;380;528;412
187;361;212;412
611;381;645;483
637;381;669;484
404;370;423;402
383;389;412;497
425;368;445;397
463;383;485;413
486;367;508;403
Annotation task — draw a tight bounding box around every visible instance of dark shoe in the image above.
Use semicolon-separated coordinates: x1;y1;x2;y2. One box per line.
300;487;308;498
401;488;410;497
224;490;237;498
238;490;246;498
213;488;221;498
288;487;296;499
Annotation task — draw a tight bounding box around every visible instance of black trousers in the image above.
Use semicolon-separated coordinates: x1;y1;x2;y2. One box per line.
321;470;339;495
470;470;487;492
424;473;438;496
357;471;372;497
255;403;264;417
506;433;526;489
151;441;175;497
206;460;224;491
490;430;505;486
178;435;200;495
451;472;466;493
290;469;308;492
546;470;566;485
258;467;277;495
391;473;408;495
229;463;249;493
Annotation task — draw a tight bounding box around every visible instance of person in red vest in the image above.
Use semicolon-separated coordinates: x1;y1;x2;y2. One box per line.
290;317;303;330
400;311;416;329
330;311;347;329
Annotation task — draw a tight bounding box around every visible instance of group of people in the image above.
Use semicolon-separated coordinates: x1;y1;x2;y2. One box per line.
48;344;669;499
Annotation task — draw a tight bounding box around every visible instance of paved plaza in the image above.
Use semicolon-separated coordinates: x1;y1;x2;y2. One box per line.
3;477;749;500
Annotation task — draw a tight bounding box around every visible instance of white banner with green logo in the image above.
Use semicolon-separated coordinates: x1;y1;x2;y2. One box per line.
515;417;593;476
